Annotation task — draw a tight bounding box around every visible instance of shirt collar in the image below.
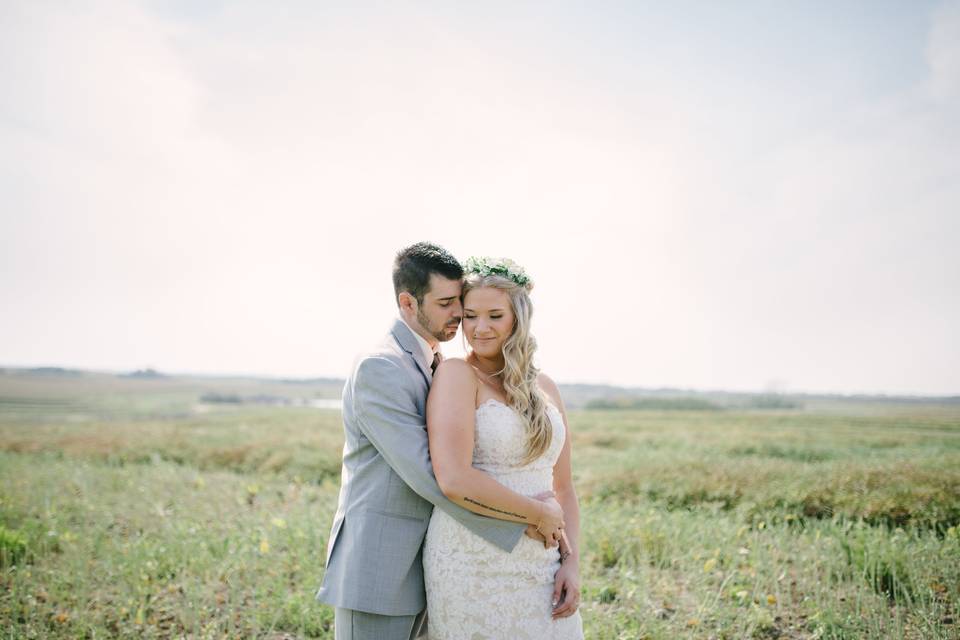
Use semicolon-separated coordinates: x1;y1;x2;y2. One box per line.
399;315;439;368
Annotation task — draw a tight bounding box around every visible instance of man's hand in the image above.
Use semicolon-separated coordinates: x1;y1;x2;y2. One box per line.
523;524;552;546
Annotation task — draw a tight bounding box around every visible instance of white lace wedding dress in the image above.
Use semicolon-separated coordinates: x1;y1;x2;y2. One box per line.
423;399;584;639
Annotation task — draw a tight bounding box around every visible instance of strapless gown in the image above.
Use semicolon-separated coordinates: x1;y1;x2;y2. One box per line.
423;399;584;639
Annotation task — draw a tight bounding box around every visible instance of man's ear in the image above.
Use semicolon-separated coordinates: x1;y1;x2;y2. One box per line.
398;291;417;313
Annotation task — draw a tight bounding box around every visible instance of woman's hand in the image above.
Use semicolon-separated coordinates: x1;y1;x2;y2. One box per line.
535;498;565;544
551;556;581;619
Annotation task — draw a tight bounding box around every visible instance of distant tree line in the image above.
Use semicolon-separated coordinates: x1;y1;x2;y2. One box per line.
586;397;722;411
200;393;290;405
585;394;802;411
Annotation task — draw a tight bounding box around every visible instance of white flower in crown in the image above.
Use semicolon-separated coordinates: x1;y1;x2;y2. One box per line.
464;256;532;288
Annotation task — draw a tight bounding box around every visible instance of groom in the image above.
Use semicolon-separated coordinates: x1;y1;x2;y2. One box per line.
316;242;543;640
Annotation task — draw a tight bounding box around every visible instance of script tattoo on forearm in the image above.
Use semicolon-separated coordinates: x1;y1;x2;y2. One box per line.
464;497;527;520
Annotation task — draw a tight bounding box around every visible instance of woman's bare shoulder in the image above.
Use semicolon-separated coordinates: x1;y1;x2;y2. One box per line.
432;358;478;392
436;356;470;372
537;371;564;408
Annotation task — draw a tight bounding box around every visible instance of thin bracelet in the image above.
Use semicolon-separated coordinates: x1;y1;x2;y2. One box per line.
559;530;573;562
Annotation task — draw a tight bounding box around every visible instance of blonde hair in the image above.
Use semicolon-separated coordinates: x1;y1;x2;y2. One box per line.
463;273;551;464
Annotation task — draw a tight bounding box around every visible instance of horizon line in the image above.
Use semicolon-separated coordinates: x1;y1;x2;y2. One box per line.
2;363;958;400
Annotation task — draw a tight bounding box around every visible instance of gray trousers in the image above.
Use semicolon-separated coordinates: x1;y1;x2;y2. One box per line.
334;607;427;640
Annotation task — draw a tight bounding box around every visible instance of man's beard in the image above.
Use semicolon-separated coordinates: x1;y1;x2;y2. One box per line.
417;306;457;342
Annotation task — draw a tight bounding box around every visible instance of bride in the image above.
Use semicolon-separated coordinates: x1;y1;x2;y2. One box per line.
423;257;584;639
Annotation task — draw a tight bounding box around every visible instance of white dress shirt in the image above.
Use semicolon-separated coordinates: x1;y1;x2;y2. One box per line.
400;316;440;375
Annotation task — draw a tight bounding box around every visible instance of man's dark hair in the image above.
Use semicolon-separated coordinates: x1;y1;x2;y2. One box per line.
393;242;463;305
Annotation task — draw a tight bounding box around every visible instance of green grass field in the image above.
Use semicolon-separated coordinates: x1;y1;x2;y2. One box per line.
1;371;958;639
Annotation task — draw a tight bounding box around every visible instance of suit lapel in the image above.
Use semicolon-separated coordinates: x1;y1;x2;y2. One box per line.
390;319;433;387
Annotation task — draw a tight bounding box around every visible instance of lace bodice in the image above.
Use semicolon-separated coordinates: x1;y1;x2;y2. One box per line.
472;398;566;493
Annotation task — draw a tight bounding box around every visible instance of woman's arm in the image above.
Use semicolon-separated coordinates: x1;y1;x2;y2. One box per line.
427;359;564;542
540;373;582;619
351;355;524;552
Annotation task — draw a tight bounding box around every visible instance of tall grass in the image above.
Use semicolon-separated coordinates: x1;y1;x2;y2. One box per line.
1;376;958;638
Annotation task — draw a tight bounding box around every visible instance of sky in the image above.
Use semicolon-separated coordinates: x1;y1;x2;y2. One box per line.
1;1;958;395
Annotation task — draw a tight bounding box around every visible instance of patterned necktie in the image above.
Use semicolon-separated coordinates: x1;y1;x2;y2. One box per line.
431;351;442;375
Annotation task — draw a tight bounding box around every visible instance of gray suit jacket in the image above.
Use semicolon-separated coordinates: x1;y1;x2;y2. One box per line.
316;319;525;616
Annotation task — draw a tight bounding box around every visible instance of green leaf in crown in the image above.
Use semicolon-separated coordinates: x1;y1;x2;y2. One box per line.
464;256;532;287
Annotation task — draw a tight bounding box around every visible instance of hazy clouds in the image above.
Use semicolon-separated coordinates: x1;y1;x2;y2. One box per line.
1;1;958;394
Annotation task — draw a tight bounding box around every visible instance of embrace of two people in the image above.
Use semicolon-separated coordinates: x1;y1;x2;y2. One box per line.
316;242;584;640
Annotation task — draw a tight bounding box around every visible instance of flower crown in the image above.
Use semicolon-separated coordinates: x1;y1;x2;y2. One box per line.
463;256;533;289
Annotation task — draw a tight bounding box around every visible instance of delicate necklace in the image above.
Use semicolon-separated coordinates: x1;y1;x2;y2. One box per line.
470;360;503;388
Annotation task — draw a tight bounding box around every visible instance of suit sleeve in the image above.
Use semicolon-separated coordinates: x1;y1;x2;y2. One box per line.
352;356;525;553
